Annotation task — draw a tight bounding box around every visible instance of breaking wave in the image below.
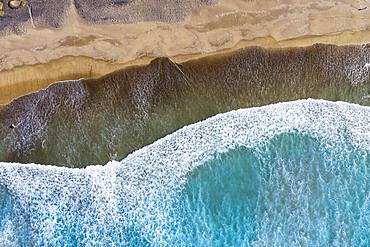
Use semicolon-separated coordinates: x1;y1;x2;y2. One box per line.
0;99;369;246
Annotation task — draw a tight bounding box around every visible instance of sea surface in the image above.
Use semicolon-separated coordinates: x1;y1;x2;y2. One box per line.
0;100;368;246
1;45;370;167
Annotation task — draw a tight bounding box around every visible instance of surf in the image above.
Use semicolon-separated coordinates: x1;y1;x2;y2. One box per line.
0;99;369;245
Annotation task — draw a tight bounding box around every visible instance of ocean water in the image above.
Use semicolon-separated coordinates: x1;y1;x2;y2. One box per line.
171;134;369;246
2;45;370;167
0;99;369;246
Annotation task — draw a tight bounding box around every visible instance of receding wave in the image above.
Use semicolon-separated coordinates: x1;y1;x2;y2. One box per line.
0;99;368;245
1;44;370;167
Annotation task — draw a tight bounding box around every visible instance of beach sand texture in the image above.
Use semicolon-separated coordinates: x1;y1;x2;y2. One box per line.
1;0;370;104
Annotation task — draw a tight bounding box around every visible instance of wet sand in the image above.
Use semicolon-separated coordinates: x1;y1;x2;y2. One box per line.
1;0;370;104
2;30;370;105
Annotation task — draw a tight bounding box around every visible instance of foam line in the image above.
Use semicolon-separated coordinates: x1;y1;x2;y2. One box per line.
0;99;369;244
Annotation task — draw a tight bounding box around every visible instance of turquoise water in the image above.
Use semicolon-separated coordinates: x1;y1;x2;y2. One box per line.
170;133;369;246
0;100;369;246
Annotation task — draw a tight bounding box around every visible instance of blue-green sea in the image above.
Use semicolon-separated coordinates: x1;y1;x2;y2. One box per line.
0;100;369;246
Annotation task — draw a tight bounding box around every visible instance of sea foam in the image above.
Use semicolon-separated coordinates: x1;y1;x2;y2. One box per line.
0;99;369;245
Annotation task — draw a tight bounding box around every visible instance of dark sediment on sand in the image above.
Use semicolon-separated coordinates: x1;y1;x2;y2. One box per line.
1;44;370;167
0;0;215;34
0;0;70;33
74;0;215;24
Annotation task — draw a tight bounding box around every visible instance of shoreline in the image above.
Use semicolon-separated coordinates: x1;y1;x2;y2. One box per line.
1;30;370;105
1;43;370;166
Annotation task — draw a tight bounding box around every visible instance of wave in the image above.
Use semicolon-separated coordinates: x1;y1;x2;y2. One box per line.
0;99;369;245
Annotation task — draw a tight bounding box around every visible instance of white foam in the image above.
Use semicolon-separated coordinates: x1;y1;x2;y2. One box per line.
0;99;370;244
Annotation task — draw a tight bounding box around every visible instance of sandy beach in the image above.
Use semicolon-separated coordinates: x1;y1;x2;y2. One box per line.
0;3;370;243
1;0;370;104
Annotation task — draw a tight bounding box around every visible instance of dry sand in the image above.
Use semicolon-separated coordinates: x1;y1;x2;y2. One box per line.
1;0;370;104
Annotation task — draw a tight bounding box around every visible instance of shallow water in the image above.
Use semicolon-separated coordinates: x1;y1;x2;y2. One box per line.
0;100;368;246
1;45;370;167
